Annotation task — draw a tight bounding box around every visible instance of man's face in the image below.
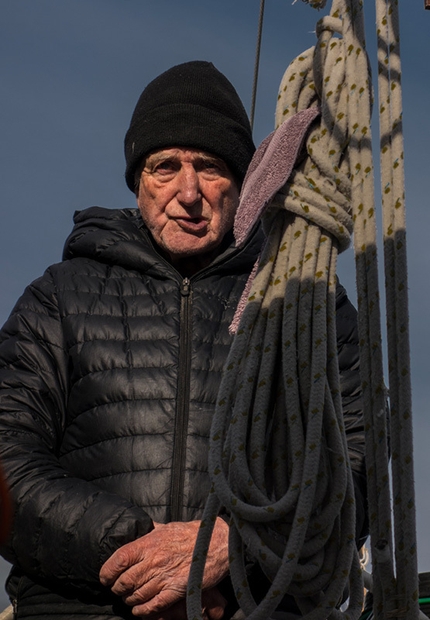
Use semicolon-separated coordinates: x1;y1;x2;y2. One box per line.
136;147;239;270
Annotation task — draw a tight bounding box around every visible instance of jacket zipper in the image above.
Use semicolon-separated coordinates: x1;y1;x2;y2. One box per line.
170;277;192;522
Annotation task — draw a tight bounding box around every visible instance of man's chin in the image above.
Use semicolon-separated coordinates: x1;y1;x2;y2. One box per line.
162;235;220;261
163;239;224;276
167;245;216;263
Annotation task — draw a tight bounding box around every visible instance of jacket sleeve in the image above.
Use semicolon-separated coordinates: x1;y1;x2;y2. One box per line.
0;269;153;590
335;279;368;547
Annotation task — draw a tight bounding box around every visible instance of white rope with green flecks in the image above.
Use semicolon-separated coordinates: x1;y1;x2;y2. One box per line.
374;1;418;619
186;1;418;619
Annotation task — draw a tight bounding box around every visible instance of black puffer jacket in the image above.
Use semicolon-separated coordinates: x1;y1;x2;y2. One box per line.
0;207;366;619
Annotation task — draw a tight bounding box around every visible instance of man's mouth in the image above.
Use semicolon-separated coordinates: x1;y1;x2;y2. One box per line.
174;217;208;233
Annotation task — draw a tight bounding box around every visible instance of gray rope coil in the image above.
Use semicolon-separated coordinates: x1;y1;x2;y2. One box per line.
187;4;365;620
187;1;418;619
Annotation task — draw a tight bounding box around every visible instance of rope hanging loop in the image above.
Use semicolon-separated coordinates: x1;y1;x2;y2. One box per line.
187;1;419;619
187;4;372;620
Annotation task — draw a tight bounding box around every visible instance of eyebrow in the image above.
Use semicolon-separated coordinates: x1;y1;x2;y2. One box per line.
144;152;176;167
144;151;225;168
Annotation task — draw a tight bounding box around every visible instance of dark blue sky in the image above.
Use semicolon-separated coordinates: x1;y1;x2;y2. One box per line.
1;0;429;608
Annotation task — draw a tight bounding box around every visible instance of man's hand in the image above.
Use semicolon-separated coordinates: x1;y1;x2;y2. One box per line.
138;587;227;620
99;518;229;617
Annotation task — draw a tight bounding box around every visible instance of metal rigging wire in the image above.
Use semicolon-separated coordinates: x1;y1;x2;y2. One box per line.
250;0;266;131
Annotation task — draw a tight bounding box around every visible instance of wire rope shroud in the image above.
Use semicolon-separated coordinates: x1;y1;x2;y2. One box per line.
187;0;418;619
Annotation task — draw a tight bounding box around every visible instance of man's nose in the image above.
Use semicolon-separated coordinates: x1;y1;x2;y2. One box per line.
176;166;201;206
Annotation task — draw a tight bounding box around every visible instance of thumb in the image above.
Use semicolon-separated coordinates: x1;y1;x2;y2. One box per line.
100;538;145;585
202;587;227;620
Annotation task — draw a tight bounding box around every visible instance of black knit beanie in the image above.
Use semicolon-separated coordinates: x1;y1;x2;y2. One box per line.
124;61;255;192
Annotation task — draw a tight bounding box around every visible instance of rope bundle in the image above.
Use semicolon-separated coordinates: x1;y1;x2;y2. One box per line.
370;1;418;619
187;1;418;619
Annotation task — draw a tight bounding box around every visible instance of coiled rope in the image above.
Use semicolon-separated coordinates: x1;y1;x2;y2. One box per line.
187;1;418;619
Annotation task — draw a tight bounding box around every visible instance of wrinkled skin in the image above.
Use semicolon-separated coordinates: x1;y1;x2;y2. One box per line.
99;518;230;618
136;147;240;276
129;587;227;620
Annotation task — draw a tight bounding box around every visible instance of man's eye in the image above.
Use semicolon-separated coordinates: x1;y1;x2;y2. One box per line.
155;161;176;173
201;161;221;173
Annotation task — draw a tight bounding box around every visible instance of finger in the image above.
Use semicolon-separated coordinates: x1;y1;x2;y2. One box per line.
130;589;184;616
132;604;180;618
206;603;225;620
100;542;145;586
202;588;227;620
135;599;188;620
133;603;188;620
121;580;161;605
109;564;155;597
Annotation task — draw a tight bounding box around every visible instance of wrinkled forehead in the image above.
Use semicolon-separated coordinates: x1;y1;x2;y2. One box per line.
143;147;227;166
133;145;240;195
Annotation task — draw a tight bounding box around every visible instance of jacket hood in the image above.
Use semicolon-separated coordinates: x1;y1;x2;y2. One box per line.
63;206;263;276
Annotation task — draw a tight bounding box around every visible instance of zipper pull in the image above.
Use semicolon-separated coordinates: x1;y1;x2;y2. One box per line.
181;277;191;296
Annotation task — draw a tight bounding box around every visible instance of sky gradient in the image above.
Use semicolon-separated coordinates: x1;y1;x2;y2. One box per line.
1;0;429;610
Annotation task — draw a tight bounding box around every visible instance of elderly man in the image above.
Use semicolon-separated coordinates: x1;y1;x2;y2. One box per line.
0;61;367;620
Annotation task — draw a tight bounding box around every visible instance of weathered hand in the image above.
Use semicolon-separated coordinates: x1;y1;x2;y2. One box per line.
135;586;226;619
99;518;229;617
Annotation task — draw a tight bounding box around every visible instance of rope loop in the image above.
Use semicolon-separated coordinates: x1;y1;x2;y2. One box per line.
315;15;343;38
187;4;367;620
187;1;418;619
